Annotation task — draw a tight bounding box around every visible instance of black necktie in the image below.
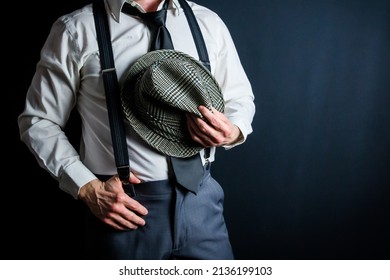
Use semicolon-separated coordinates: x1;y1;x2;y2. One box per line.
122;0;204;194
122;0;174;51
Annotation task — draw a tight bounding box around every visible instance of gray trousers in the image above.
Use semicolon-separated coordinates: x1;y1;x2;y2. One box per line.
83;165;234;259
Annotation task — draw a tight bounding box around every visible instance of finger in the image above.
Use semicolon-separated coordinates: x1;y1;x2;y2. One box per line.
187;111;213;135
186;113;200;134
199;106;239;144
110;172;141;185
198;106;226;132
102;218;128;231
121;209;146;227
129;172;142;184
186;114;215;146
108;196;147;227
191;116;224;146
187;120;209;146
103;212;141;230
98;193;147;230
123;195;149;216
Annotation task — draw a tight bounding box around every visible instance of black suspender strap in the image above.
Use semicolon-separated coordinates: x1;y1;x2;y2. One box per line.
178;0;210;71
178;0;211;159
92;0;135;196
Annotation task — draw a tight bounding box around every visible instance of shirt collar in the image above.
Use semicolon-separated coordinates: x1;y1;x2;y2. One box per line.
105;0;180;22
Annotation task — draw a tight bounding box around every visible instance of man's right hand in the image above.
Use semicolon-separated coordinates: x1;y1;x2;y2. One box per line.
78;173;148;230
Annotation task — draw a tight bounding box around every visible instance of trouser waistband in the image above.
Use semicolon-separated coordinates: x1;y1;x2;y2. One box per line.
95;174;173;196
95;162;211;197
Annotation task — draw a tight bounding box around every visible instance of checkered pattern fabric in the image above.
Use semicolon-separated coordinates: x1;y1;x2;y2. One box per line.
121;50;224;158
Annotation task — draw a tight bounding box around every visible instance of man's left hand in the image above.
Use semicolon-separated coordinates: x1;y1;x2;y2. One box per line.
186;105;242;147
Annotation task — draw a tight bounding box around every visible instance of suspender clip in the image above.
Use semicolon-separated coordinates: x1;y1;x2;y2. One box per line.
117;165;136;197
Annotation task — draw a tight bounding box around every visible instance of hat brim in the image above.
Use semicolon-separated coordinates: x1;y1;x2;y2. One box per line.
121;49;224;158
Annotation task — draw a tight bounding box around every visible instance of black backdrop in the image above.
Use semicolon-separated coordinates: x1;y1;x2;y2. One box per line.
7;0;389;260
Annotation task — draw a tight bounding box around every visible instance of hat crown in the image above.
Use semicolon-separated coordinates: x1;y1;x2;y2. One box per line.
137;58;211;117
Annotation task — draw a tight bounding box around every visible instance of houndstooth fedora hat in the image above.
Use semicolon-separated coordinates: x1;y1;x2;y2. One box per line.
121;49;224;158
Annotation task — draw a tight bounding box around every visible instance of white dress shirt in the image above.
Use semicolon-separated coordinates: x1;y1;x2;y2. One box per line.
18;0;255;199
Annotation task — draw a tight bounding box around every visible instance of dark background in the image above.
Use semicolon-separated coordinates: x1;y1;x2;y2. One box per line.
6;0;389;259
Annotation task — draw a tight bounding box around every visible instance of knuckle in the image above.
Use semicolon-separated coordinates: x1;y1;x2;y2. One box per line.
215;135;224;144
116;193;127;203
199;123;208;134
110;203;121;213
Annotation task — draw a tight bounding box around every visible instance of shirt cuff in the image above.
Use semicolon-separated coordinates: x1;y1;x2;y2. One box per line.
59;161;97;200
222;119;253;150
